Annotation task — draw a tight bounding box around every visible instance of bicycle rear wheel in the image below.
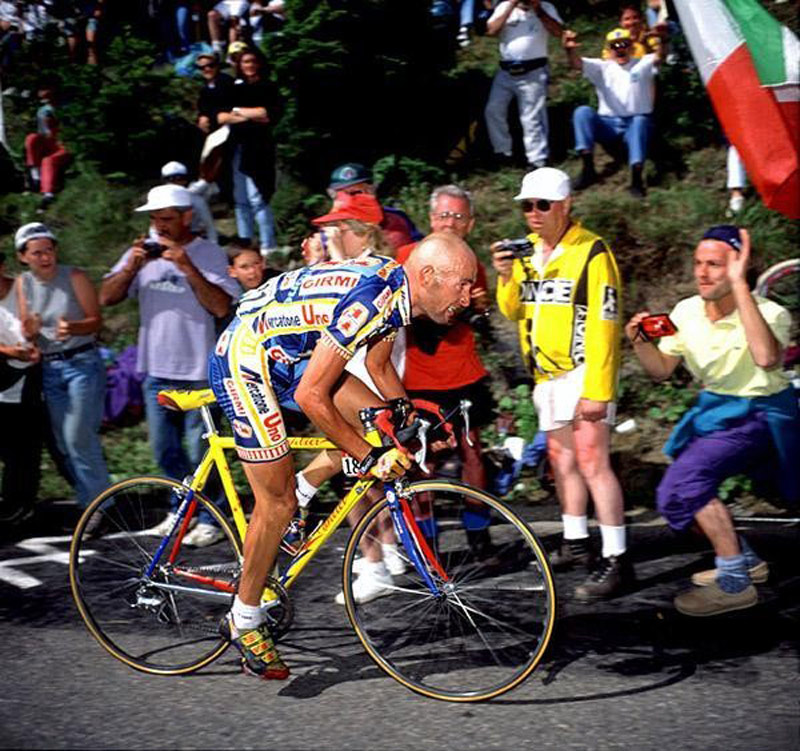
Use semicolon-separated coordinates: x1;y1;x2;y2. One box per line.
343;480;556;701
69;476;242;675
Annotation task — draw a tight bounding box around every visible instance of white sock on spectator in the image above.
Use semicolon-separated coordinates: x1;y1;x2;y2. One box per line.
231;595;264;632
562;514;589;541
599;524;627;558
295;472;317;509
30;167;40;180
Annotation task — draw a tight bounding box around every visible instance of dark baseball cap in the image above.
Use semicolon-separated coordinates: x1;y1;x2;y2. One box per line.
701;225;743;252
328;163;372;190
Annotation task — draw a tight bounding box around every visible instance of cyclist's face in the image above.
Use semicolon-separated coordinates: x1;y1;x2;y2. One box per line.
694;241;732;300
424;261;476;324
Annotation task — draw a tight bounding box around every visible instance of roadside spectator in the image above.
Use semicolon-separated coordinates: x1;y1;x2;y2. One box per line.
99;185;239;547
564;26;667;197
0;2;22;71
492;168;632;600
59;0;106;65
249;0;285;46
226;244;276;293
625;226;798;616
396;185;493;495
161;160;219;243
14;221;110;516
208;0;249;58
602;3;660;59
217;47;279;256
484;0;563;170
326;162;422;254
24;81;71;211
196;51;235;134
0;249;43;526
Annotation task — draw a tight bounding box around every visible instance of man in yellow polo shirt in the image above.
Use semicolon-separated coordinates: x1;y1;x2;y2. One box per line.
626;225;799;617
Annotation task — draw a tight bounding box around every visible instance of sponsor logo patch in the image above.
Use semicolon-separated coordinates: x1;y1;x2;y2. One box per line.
300;272;359;294
215;330;231;356
262;410;285;444
372;285;392;311
336;302;369;337
376;261;400;280
223;378;247;416
232;419;253;439
266;345;297;365
601;285;618;321
571;305;587;365
521;278;574;305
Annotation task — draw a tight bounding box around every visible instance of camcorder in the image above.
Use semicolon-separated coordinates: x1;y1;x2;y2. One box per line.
142;239;166;259
638;314;678;341
498;238;534;259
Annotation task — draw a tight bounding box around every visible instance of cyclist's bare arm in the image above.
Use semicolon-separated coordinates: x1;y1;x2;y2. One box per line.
295;340;373;462
365;335;407;401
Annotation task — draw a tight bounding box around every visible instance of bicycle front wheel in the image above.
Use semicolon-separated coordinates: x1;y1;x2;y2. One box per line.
69;476;242;675
343;480;556;701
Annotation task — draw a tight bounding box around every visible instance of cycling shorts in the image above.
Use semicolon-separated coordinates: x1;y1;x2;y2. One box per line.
209;318;290;464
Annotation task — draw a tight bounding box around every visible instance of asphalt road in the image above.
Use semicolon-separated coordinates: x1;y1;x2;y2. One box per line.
0;499;798;751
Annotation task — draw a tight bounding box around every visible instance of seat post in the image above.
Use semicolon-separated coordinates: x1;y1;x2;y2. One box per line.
200;405;218;436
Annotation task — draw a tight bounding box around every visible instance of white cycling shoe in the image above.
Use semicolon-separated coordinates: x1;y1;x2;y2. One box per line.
335;561;394;606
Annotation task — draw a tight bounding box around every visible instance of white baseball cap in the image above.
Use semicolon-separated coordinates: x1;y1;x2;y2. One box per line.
135;184;193;212
161;160;188;179
15;222;57;251
514;167;571;201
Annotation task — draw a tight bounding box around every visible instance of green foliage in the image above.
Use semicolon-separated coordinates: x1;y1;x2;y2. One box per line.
496;384;538;443
643;381;698;423
718;474;754;501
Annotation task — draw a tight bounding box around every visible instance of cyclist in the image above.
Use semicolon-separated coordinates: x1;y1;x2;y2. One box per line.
209;232;477;679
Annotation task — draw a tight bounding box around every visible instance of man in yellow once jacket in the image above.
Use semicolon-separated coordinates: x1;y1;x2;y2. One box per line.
492;167;632;600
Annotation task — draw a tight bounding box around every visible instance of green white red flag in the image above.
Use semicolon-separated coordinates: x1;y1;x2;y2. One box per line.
673;0;799;219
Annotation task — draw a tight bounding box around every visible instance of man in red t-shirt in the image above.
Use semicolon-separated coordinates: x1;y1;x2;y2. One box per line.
396;185;493;498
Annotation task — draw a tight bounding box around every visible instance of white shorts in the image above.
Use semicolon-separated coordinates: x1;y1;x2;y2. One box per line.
214;1;250;20
532;365;616;432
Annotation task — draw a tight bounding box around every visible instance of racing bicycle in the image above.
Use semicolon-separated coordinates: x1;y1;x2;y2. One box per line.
69;389;557;702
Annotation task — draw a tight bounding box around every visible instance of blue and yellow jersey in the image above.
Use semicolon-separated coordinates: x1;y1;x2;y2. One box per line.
229;255;411;403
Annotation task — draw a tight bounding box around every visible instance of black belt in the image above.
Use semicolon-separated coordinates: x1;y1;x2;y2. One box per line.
500;57;548;75
42;342;97;362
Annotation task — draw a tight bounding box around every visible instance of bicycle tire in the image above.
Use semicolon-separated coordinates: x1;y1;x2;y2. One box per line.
342;480;556;702
69;476;242;676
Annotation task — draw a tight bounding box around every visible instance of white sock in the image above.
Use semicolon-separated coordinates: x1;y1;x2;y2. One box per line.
30;167;40;180
295;472;317;508
599;524;627;558
562;514;589;541
231;595;264;632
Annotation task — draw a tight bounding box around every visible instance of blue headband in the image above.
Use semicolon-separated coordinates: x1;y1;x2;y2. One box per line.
701;225;742;252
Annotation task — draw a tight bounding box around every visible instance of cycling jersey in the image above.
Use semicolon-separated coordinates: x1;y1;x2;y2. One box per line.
209;256;411;462
496;221;621;402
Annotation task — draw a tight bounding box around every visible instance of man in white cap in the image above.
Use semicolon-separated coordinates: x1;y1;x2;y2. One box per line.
100;185;240;547
492;167;632;600
161;161;218;244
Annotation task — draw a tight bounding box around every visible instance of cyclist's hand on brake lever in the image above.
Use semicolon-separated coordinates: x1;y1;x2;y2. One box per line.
359;446;413;481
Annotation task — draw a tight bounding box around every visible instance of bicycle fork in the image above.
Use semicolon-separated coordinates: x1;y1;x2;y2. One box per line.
385;484;449;596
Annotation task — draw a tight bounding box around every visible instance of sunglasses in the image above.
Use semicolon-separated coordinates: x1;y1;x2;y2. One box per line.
521;199;553;213
610;42;631;51
196;62;217;70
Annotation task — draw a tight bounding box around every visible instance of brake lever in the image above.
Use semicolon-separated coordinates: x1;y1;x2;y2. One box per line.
460;399;474;447
415;419;431;474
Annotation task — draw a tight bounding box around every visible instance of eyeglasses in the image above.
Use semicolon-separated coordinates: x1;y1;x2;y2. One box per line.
520;199;553;213
433;211;470;222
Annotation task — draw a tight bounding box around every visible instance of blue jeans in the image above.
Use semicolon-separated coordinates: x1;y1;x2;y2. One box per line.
459;0;474;26
143;375;219;523
232;145;276;250
573;105;652;165
43;349;110;507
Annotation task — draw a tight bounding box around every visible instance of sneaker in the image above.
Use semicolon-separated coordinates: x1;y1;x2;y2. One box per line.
572;167;597;191
82;511;105;539
144;511;189;537
573;554;632;601
691;560;768;587
456;25;470;48
674;582;758;617
627;182;646;199
335;564;394;606
549;539;595;571
183;522;225;547
352;545;407;577
219;613;290;680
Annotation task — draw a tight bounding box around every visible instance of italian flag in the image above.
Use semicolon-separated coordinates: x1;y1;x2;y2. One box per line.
673;0;799;219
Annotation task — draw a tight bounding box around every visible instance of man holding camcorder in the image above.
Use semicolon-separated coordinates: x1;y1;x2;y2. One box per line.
492;167;632;600
626;225;798;617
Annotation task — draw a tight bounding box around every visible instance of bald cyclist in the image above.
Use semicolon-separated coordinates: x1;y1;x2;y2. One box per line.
209;233;477;681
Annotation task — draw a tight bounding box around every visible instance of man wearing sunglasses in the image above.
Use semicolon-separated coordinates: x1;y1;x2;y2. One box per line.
564;25;667;197
196;52;235;135
492;167;632;600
